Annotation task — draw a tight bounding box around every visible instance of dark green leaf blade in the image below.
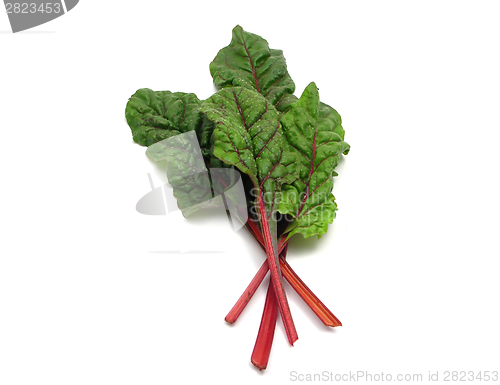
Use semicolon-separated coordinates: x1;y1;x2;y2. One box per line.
275;93;298;116
279;82;350;239
125;88;210;147
210;25;295;107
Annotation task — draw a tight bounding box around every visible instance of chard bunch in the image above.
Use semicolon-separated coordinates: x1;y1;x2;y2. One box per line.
125;25;349;370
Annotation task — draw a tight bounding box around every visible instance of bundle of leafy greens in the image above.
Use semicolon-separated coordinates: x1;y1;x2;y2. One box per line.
125;25;350;370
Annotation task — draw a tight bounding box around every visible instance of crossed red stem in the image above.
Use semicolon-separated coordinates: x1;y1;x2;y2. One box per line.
257;193;298;345
208;165;340;368
228;221;342;370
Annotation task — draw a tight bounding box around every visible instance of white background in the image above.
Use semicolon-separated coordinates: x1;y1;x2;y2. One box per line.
1;1;499;384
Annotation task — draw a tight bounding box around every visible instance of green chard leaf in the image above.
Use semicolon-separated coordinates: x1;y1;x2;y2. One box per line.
200;87;299;215
200;86;300;344
278;82;350;239
275;94;298;116
210;25;295;107
125;88;214;151
198;114;215;159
